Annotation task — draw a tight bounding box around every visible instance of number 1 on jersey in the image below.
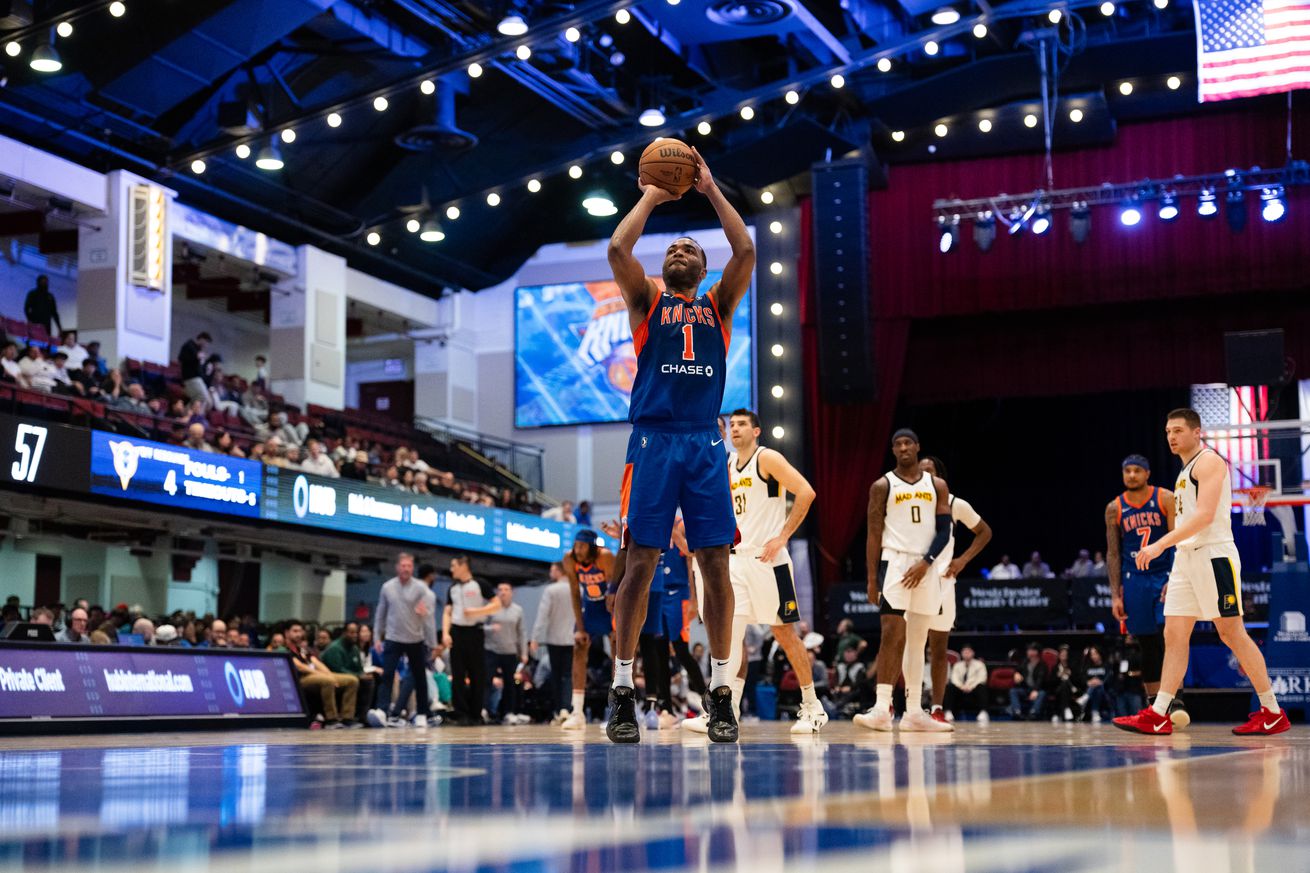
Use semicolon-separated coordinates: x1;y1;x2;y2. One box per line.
681;324;695;361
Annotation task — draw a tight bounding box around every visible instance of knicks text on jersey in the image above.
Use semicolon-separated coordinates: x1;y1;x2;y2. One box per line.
1118;486;1173;575
629;290;730;429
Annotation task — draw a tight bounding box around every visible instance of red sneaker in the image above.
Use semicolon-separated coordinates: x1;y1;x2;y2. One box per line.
930;708;948;724
1232;707;1291;736
1113;707;1172;735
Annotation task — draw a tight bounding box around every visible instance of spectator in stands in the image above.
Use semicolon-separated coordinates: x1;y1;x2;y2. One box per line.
485;582;528;724
1023;551;1054;578
829;645;870;717
154;625;180;646
214;431;246;458
833;618;868;662
227;627;243;647
370;553;438;728
284;444;303;469
0;341;27;387
1051;644;1079;721
178;332;212;410
320;622;374;722
1077;645;1109;722
58;330;87;369
413;472;432;495
357;624;384;681
285;620;360;729
207;365;242;416
990;555;1021;579
19;345;56;391
399;469;416;492
1091;551;1107;574
1008;643;1050;720
46;351;78;394
333;436;359;465
89;629;112;644
205;619;229;647
341;451;369;481
84;341;106;376
530;562;575;721
31;607;53;626
67;358;101;398
574;500;592;526
111;381;151;414
541;500;575;523
262;436;287;467
241;383;270;431
381;465;404;490
131;617;155;644
98;367;126;403
56;608;88;642
270;410;308;447
1064;549;1096;578
253;354;268;389
266;631;286;651
313;627;332;655
24;275;61;335
943;645;989;722
184;423;212;453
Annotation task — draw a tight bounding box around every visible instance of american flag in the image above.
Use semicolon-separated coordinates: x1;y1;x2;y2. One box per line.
1194;0;1310;102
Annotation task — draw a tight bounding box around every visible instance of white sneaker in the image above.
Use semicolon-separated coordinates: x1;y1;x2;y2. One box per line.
681;712;710;734
686;690;703;713
385;716;408;728
412;714;428;728
853;707;894;732
1090;711;1102;724
561;709;586;730
551;709;569;726
976;710;990;725
1063;707;1074;722
900;709;954;732
366;708;387;728
790;701;829;734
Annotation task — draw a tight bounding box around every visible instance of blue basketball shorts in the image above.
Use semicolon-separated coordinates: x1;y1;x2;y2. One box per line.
620;426;736;552
1124;570;1168;636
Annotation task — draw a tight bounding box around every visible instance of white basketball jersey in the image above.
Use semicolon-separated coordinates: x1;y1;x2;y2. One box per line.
1174;448;1234;548
882;471;937;554
728;447;787;551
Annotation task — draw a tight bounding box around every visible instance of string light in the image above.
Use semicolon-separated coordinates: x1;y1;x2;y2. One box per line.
235;144;251;159
740;105;755;120
769;221;783;234
468;62;483;78
487;192;501;206
564;26;581;42
326;112;342;128
615;8;631;24
877;57;892;72
406;218;421;233
785;89;800;104
420;80;435;95
610;150;624;164
281;128;296;144
373;96;389;111
527;179;542;193
568;165;583;179
770;302;783;316
697;121;712;135
761;190;775;204
190;160;206;174
446;206;460;220
109;2;126;18
891;130;905;142
56;21;73;38
366;231;381;246
516;45;532;60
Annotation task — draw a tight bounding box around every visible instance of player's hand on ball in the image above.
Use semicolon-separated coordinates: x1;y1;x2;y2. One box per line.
638;180;681;204
690;147;715;194
901;560;930;589
759;535;788;564
1135;543;1163;570
1111;596;1127;621
945;557;968;579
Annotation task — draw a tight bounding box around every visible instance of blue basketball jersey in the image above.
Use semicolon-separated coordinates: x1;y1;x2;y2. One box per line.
628;289;730;429
1118;487;1174;575
575;561;608;604
660;549;691;599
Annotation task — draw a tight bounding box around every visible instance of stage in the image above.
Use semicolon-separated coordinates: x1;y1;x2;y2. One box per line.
0;722;1304;872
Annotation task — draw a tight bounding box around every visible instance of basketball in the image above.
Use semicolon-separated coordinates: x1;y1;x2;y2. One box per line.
639;138;697;195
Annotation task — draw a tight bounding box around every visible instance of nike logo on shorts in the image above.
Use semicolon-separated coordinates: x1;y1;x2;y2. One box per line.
711;439;723;446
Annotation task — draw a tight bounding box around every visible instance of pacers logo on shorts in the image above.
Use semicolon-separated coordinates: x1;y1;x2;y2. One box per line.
785;600;797;613
1224;594;1237;610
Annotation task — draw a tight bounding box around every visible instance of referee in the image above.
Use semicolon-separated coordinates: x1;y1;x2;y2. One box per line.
442;555;501;725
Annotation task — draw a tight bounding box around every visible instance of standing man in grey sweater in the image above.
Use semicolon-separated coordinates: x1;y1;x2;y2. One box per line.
484;582;528;723
368;552;438;727
531;562;577;720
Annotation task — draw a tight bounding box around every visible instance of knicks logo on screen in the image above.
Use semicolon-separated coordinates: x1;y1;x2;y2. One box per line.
108;440;139;490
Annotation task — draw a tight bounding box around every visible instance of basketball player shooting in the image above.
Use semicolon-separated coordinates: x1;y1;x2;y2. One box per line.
1113;408;1288;736
604;146;755;744
855;429;954;733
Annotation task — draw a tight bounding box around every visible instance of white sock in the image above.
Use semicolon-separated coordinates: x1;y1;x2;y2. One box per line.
709;658;732;689
800;684;818;706
874;683;893;714
571;691;584;712
901;612;931;714
612;658;635;689
1152;691;1174;716
711;614;749;690
1258;689;1281;714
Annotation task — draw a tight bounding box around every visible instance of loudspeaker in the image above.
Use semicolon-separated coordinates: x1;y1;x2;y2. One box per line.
1;622;56;642
1224;329;1285;386
811;159;874;403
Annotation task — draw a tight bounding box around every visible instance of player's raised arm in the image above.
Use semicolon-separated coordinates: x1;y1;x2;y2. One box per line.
690;148;755;318
608;186;676;330
757;449;816;563
1105;500;1126;620
866;478;890;602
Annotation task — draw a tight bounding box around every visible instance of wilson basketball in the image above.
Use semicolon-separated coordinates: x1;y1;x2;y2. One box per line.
639;138;696;195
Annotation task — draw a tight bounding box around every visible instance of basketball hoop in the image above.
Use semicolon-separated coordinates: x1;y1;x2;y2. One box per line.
1240;486;1271;526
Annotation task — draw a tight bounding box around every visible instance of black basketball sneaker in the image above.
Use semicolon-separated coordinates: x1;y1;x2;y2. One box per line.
705;685;739;743
606;686;640;743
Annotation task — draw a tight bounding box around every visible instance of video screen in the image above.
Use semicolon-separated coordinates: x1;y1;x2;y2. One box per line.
514;272;753;428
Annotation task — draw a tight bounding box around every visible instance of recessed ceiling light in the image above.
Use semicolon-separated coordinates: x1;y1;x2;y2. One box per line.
931;7;960;25
497;14;528;36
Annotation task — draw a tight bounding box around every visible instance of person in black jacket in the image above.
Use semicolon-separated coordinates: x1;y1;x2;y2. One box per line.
24;275;62;335
178;332;212;409
1008;643;1050;720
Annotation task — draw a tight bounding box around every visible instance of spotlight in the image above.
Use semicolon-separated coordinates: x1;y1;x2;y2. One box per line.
771;385;784;398
1007;205;1027;235
598;34;614;48
1158;192;1179;221
924;40;940;56
1119;81;1133;96
487;192;501;206
1070;201;1091;243
373;96;389;111
1101;1;1115;15
366;231;381;246
769;221;783;234
190;160;206;175
255;141;284;171
934;123;948;137
56;21;73;38
235;143;251;159
497;13;528;36
938;214;960;253
877;57;893;72
615;8;631;24
1031;204;1051;235
978;118;992;132
639;107;665;127
109;1;126;17
406;218;421;233
740;105;755;120
973;211;996;252
932;7;961;25
891;130;905;142
770;343;784;357
1261;186;1287;222
29;43;62;73
770;302;784;316
761;190;775;204
568;165;583;179
1167;75;1181;90
771;426;785;439
610;151;624;164
1154;0;1168;7
973;23;988;38
1023;113;1038;128
697;121;712;135
1119;200;1142;227
4;42;19;58
785;89;800;104
769;261;783;275
527;179;542;193
516;45;532;60
327;112;342;128
583;193;617;217
281;128;296;144
1068;108;1084;123
445;205;460;220
468;62;483;78
1198;188;1218;217
1049;9;1062;23
830;74;845;89
565;26;581;42
610;51;625;66
1226;188;1248;232
419;220;445;242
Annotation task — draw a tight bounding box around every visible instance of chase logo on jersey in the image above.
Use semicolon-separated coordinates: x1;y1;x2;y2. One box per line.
660;363;714;377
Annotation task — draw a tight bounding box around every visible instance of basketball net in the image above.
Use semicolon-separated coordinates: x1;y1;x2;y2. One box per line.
1240;487;1271;527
